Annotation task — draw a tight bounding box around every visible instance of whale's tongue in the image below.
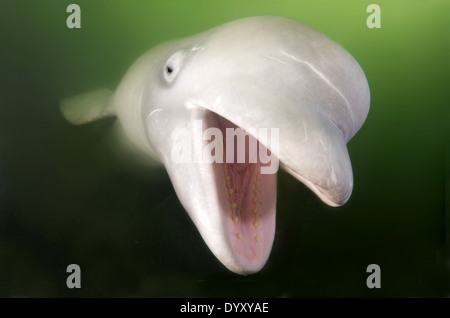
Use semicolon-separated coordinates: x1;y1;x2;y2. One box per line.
205;111;277;273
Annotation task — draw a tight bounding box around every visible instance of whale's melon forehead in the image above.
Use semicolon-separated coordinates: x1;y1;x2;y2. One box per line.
180;16;369;138
186;16;342;66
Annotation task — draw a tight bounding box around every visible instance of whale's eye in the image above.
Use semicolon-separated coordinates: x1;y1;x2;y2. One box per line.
163;51;185;84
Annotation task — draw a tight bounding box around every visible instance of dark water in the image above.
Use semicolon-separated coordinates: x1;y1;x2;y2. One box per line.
0;0;449;297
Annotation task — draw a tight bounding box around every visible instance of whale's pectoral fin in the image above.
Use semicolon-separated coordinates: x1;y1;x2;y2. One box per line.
60;88;115;125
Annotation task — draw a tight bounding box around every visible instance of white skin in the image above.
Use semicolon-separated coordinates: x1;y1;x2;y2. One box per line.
62;16;370;275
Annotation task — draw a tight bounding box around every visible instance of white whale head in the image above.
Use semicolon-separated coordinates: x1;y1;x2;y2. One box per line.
60;16;370;275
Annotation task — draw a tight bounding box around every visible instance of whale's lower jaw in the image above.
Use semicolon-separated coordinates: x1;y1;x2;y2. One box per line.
189;110;278;274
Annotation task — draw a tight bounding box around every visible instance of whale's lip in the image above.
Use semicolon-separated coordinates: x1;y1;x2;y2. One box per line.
280;163;342;207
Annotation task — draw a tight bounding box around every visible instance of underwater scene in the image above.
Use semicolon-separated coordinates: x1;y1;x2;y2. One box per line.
0;0;449;297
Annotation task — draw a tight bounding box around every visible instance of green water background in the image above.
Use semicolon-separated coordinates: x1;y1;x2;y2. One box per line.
0;0;449;297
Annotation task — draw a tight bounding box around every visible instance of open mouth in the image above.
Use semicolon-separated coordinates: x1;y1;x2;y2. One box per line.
203;110;277;273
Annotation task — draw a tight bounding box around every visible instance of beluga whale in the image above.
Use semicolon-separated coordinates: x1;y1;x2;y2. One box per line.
60;16;370;275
